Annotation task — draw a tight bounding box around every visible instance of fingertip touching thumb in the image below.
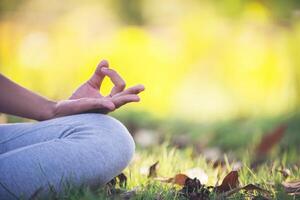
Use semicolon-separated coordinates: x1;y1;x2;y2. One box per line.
98;59;109;69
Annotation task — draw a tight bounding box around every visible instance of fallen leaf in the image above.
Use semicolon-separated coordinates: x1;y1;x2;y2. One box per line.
106;173;128;195
148;161;159;178
184;177;202;191
156;173;191;186
107;177;116;188
179;177;211;200
251;124;287;168
106;178;117;195
256;124;287;155
215;171;239;193
157;174;188;184
218;184;270;199
117;173;127;188
185;191;210;200
282;180;300;196
173;174;191;186
243;184;270;193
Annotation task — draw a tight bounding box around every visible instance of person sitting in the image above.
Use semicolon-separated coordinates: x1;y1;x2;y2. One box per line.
0;60;144;199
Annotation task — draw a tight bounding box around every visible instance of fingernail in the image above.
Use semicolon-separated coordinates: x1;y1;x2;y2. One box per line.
101;67;109;72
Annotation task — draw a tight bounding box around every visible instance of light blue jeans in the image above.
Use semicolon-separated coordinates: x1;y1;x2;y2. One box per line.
0;114;135;199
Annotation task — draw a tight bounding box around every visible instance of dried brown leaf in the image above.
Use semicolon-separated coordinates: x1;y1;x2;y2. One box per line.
107;177;116;188
243;184;270;194
148;161;159;178
156;173;191;186
218;184;270;199
179;177;210;200
106;173;128;195
173;174;191;186
215;171;239;193
282;180;300;195
251;124;287;169
117;173;127;188
256;124;287;156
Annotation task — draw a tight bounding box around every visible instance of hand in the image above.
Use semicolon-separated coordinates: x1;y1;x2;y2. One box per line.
51;60;144;118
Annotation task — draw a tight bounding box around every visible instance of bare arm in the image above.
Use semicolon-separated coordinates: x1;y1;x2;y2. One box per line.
0;60;144;121
0;73;56;121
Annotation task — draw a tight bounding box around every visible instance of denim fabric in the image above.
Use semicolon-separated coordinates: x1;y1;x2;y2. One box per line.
0;114;135;199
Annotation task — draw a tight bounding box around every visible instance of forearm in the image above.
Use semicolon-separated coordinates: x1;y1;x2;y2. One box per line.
0;73;56;121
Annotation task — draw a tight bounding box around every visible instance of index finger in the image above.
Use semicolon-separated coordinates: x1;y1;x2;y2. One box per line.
101;67;126;96
88;60;109;89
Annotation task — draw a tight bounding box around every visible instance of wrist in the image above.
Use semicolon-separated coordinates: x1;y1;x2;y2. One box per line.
38;100;57;121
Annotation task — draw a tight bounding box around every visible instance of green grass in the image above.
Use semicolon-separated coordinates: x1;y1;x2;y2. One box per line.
7;111;300;199
39;143;300;200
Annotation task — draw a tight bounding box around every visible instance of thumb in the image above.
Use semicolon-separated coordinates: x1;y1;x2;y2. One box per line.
87;60;109;89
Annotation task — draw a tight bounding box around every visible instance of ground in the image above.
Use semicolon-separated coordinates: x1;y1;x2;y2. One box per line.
26;111;300;200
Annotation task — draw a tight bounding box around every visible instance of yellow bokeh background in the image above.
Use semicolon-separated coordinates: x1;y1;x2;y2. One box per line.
1;0;300;121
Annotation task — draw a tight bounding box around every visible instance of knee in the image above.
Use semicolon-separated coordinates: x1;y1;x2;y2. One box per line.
96;114;136;163
83;114;136;182
72;114;135;171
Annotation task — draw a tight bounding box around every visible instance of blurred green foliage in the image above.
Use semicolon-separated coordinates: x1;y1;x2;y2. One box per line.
112;0;146;25
1;0;300;121
114;110;300;162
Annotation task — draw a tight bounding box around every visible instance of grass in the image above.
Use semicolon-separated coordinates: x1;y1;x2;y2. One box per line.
5;111;300;199
37;143;300;200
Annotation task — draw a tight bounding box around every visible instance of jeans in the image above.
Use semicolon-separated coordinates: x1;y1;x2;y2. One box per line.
0;113;135;199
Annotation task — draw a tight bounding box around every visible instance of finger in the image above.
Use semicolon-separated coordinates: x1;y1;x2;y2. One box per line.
60;98;115;115
79;98;115;111
112;94;140;108
114;84;145;97
100;67;126;96
87;60;109;89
